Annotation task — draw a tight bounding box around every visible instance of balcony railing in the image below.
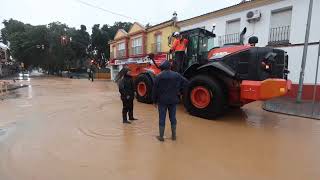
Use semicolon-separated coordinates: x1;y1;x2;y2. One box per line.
116;49;126;58
130;46;142;56
268;26;290;45
218;33;240;46
152;43;162;53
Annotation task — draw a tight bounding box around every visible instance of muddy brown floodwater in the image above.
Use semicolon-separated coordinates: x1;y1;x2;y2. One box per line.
0;77;320;180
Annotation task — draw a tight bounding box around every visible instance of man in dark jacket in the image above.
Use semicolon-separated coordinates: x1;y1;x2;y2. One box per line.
152;60;189;141
118;67;138;124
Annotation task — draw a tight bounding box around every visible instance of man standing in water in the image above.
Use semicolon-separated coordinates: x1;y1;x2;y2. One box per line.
117;67;138;124
152;60;188;141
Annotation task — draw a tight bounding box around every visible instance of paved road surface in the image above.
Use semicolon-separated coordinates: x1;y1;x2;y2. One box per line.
0;77;320;180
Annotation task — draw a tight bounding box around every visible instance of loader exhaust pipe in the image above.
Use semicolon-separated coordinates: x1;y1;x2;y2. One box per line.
239;27;247;45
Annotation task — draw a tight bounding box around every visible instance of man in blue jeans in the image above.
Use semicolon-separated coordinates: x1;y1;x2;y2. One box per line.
152;60;188;142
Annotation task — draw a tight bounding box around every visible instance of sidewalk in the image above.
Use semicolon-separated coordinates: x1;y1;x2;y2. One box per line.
7;83;28;91
263;97;320;120
1;81;27;100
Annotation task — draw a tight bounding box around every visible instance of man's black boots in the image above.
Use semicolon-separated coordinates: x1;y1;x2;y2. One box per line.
171;125;176;141
157;126;165;142
129;116;138;121
122;112;131;124
129;111;138;120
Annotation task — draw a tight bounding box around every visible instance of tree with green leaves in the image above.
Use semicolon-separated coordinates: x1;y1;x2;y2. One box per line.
1;19;131;73
90;22;132;65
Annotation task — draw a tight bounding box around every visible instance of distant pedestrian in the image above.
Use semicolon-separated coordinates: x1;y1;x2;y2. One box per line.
152;60;189;141
117;67;138;124
87;68;91;80
90;64;95;82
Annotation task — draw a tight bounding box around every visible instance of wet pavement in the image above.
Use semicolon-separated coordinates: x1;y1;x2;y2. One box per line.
0;77;320;180
264;97;320;120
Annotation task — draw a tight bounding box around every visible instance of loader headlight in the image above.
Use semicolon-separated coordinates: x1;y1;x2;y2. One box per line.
261;61;272;72
265;64;270;70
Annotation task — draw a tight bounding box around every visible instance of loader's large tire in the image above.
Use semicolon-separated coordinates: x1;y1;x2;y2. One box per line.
135;74;153;104
184;75;227;119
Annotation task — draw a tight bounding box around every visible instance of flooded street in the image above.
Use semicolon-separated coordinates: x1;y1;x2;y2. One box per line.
0;77;320;180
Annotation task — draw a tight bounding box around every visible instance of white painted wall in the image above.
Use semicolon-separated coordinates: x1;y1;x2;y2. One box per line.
282;45;319;84
180;0;320;84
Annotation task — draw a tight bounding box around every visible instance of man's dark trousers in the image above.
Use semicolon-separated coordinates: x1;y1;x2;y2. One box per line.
91;71;94;82
174;51;185;74
122;98;134;121
158;104;177;127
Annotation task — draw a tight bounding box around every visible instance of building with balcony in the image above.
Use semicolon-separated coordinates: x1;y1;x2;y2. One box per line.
178;0;320;100
0;43;9;77
109;29;128;60
128;22;147;58
109;22;148;80
146;20;179;55
109;19;179;80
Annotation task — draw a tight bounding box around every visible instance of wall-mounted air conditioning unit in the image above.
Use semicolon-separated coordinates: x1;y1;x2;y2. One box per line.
246;10;261;23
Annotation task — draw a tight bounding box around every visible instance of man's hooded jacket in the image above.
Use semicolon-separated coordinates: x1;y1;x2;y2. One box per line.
152;60;189;105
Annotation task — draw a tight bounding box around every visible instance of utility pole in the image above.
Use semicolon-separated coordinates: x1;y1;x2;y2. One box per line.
297;0;314;103
311;41;320;117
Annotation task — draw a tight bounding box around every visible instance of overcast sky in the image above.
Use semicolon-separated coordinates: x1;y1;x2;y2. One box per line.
0;0;240;33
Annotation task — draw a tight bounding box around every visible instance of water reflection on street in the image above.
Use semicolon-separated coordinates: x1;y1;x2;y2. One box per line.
0;77;319;180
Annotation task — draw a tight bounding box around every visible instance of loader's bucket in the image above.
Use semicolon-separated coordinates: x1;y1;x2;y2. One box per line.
240;79;292;101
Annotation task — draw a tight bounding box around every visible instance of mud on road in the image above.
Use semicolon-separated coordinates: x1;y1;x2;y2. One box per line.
0;77;320;180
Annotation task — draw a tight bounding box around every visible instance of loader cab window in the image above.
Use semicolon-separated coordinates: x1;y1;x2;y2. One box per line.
199;36;208;53
200;30;216;52
208;38;215;50
200;36;215;52
199;30;216;61
183;29;216;66
198;35;212;65
186;35;199;65
188;35;198;54
186;35;210;58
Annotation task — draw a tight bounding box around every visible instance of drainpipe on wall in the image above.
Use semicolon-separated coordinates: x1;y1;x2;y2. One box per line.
297;0;314;103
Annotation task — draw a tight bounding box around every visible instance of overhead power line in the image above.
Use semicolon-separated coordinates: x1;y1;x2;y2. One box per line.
74;0;139;21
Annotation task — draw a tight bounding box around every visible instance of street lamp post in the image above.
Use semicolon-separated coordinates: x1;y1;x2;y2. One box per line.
297;0;314;103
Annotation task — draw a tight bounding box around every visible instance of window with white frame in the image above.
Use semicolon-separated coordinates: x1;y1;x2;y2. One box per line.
117;42;125;58
155;34;161;53
131;37;142;55
269;7;292;44
226;19;240;35
219;18;241;46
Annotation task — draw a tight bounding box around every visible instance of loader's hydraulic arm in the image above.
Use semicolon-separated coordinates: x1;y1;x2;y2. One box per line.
148;54;160;69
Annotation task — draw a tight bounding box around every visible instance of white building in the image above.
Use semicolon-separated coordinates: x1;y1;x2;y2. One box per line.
0;42;8;77
178;0;320;100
